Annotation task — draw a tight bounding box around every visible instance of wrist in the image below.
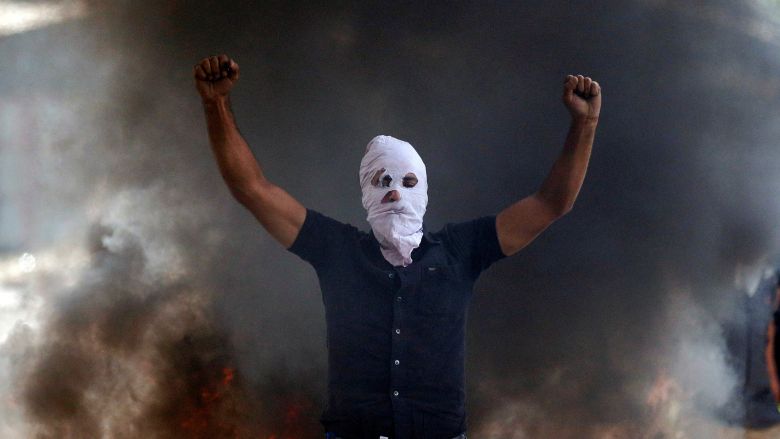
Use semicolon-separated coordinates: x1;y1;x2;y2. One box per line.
571;115;599;127
201;94;230;107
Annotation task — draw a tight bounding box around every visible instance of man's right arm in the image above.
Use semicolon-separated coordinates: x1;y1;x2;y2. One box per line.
195;55;305;248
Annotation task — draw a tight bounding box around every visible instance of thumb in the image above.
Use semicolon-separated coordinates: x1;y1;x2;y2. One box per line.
228;59;240;81
563;75;576;99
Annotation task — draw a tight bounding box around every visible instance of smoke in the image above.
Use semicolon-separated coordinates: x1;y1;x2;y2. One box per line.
466;285;768;438
14;222;242;438
0;2;325;436
2;187;321;438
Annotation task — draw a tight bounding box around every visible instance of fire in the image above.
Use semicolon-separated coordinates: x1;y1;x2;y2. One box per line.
223;367;235;385
174;363;316;439
284;402;302;425
1;230;324;438
178;365;244;438
266;398;312;439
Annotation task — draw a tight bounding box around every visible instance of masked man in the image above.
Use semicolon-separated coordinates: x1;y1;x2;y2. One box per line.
194;54;601;439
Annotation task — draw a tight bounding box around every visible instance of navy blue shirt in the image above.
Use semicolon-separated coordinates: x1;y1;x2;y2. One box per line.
288;209;505;439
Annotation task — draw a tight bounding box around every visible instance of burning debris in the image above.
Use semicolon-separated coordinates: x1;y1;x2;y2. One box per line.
0;188;321;438
11;224;252;439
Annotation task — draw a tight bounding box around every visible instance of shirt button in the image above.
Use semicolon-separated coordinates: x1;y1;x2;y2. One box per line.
396;296;402;302
394;360;400;366
395;329;401;335
388;273;395;279
393;390;399;397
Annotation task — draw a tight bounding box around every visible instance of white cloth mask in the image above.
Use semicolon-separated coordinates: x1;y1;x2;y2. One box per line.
359;135;428;267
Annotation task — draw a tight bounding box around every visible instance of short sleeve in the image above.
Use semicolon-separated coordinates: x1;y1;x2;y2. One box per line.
441;215;506;279
287;209;353;269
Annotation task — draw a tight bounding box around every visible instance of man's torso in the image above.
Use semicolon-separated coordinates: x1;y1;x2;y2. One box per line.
288;209;504;439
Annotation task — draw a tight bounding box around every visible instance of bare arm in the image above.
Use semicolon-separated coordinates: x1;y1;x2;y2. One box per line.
195;55;305;248
496;75;601;256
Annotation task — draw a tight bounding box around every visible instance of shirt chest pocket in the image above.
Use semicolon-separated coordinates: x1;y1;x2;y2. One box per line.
415;264;464;317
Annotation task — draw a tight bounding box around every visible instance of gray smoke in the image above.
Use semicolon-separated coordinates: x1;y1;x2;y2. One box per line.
2;0;780;437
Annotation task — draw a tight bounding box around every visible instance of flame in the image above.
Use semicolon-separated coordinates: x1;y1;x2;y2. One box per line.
177;366;243;438
174;365;314;439
284;403;302;425
223;367;235;386
274;398;311;439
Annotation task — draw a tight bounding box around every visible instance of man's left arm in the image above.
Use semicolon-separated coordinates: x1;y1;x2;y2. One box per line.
496;74;601;256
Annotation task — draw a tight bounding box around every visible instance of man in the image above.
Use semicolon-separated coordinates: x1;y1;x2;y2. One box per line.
194;54;600;439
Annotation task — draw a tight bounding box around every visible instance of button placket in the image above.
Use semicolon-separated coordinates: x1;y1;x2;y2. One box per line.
390;268;409;407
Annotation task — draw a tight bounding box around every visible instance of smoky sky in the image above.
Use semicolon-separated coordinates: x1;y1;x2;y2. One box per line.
4;0;780;437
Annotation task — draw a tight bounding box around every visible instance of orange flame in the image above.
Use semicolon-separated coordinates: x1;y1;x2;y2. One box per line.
178;366;243;438
223;367;235;385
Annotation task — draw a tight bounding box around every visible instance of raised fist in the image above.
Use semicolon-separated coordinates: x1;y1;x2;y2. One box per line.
563;75;601;122
194;55;240;101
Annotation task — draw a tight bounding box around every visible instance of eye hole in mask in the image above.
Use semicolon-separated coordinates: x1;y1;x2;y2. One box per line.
371;168;418;188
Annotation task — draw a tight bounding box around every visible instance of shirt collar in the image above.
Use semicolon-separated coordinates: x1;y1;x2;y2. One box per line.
421;224;441;245
365;224;441;267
